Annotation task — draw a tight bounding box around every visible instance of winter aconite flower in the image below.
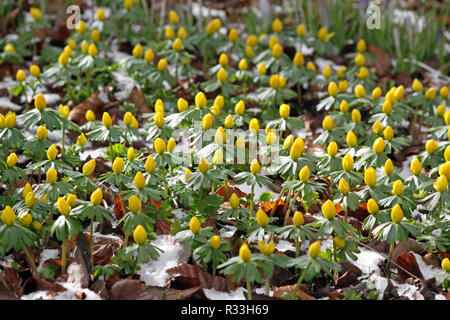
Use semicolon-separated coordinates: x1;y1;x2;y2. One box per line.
6;153;18;167
327;142;338;157
373;137;386;154
77;133;87;147
35;93;47;112
47;144;58;161
392;180;404;196
434;175;448;193
322;200;336;220
442;258;450;272
210;236;221;249
339;178;350;195
425;139;438;155
189;216;201;234
90;188;103;206
133;225;147;244
129;195;142;213
18;212;32;227
46;168;58;184
57;198;70;216
2;206;16;226
354;84;365;98
410;158;422;176
256;209;269;227
198;158;211;174
322;116;334;131
250;159;261;174
154;138;166;154
333;237;346;249
234;100;245;115
391;204;403;223
82;159;96;176
342;154;353;172
364;168;377;187
134;172;146;189
412;79;423;92
112;157;124;174
299;166;310;182
367;198;379;215
328;82;338;97
239;242;252;262
308;241;321;259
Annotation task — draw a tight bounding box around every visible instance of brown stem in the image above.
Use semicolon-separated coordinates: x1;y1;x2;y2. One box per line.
22;244;39;276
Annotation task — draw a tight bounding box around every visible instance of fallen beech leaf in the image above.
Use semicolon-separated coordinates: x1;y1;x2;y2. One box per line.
334;262;362;287
110;279;146;300
22;276;67;295
260;199;287;214
393;239;424;263
396;252;424;281
1;268;21;298
215;185;247;200
336;202;369;222
273;284;315;300
92;242;114;266
137;286;208;300
155;219;172;235
128;87;151;114
68;94;120;125
166;263;229;292
114;196;125;221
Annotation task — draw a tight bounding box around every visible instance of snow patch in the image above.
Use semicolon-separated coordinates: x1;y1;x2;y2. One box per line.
21;282;101;300
354;247;385;275
136;235;185;287
38;249;60;270
275;240;296;253
203;287;246;300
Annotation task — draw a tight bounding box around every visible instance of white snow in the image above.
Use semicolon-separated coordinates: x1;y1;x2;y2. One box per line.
203;287;246;300
275;240;296;253
399;155;415;180
219;225;237;238
38;249;60;270
354;247;385;275
136;235;185;287
255;286;274;297
413;253;445;286
0;97;21;111
21;281;101;300
393;282;418;300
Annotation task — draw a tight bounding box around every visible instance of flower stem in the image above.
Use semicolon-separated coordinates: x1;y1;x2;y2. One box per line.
45;201;55;245
90;217;95;267
61;237;67;275
61;126;65;152
22;244;39;276
224;178;229;201
265;277;270;296
249;183;255;216
284;190;301;226
294;267;307;295
295;236;300;258
122;233;129;249
130;251;139;278
270;185;286;217
246;277;252;300
386;242;395;278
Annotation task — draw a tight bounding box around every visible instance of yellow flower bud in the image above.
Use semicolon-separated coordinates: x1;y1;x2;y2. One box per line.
296;24;306;36
322;199;336;220
351;109;361;122
322;116;334;131
236;137;245;149
83;159;96;176
4;43;15;54
395;85;404;100
202;113;214;130
372;87;382;100
181;168;191;183
439;162;450;180
364;168;377;187
355;53;365;67
131;43;143;58
326;81;338;97
327;142;338;157
258;239;275;256
88;43;98;57
228;28;238;42
299;166;310;183
91;29;100;43
440;86;449;98
391;204;403;223
272;43;283;59
339;80;348;93
166;137;176;153
129;195;141;213
22;183;32;199
2;206;16;226
172;38;182;52
224;192;239;210
342;154;353;172
283;135;294;150
412;78;423;92
290;139;305;161
77;133;87;147
239;242;252;262
112;157;124;174
272;18;283;32
175;98;188;113
436;105;445;117
67;194;78;207
383;126;394;141
245;45;254;58
293;52;304;67
57;197;70;216
47;144;58;161
198;158;210;174
339;178;350;195
234;100;245;115
356;39;366;52
306;61;316;72
224;114;234;129
5;112;15;128
354;84;365;98
46;168;57;184
134;172;146;189
169;10;179;25
90;188;103;206
18;212;32;227
154;138;166;154
97;8;105;21
153;112;165;128
409;158;422;176
257;62;267;75
238;58;248;71
6;152;18;167
81;40;89;54
177;26;187;39
279;104;290;119
256;209;268;227
384;159;394;176
308;241;321;259
434;175;448;193
250;159;261;174
382;101;392;115
425;139;438;155
322;66;332;79
155;99;165;112
195;92;207;108
217;68;227;83
157;59;168;71
145;49;154;63
425;88;436;100
133;225;147;245
346;131;357;148
189;216;201;234
210;236;221;249
30;7;42;20
35;93;47;112
16;69;26;82
373;137;386;154
102;112;112;128
367;198;379;215
392;180;404;196
291;211;304;228
25;192;37;208
333;236;346;249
